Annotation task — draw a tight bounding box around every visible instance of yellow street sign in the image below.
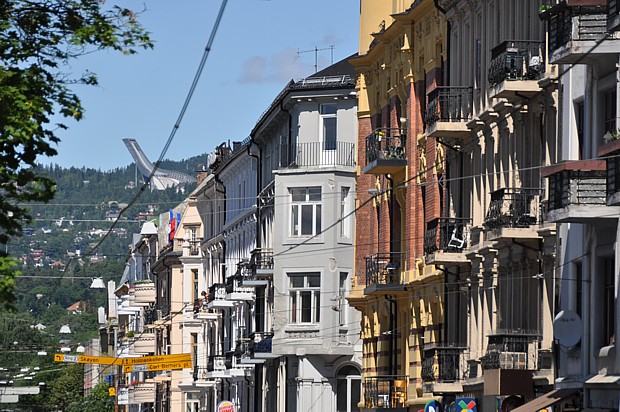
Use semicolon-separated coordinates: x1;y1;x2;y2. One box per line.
122;360;192;373
108;387;116;397
54;354;122;365
122;353;191;366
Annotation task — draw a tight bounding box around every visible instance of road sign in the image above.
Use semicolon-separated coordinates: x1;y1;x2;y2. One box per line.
122;360;192;373
122;353;191;366
54;354;122;365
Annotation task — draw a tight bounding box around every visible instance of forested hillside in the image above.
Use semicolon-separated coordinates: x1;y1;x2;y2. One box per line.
0;154;207;408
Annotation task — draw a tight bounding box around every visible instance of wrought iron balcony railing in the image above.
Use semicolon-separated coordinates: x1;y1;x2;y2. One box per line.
365;128;407;165
421;346;468;383
424;217;471;254
484;188;541;229
363;375;408;409
208;283;226;303
365;252;406;288
289;141;355;168
488;40;545;86
251;332;273;355
250;248;274;272
424;87;473;128
480;331;539;371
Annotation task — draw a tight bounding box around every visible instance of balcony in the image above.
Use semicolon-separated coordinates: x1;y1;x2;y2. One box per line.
206;283;233;309
480;331;539;397
599;139;620;205
364;128;407;175
542;1;614;64
225;275;254;301
207;355;227;372
488;40;544;100
131;332;156;355
481;331;539;371
128;382;155;404
424;87;473;138
362;375;408;410
364;252;407;296
133;281;156;306
251;332;277;359
421;346;468;394
239;249;273;287
424;217;471;266
289;141;356;169
543;160;616;223
484;188;541;241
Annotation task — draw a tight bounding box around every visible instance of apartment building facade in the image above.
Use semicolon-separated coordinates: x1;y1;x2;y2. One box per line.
350;1;561;411
539;0;620;410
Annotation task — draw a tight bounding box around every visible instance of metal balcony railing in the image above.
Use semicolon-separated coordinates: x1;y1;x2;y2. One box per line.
208;283;226;303
481;331;539;370
424;86;473;127
289;141;355;168
546;3;607;54
485;188;541;229
424;217;471;254
207;355;227;372
365;252;406;288
363;375;408;409
365;128;407;165
421;346;468;383
251;332;273;355
488;40;545;86
547;168;606;212
250;248;274;271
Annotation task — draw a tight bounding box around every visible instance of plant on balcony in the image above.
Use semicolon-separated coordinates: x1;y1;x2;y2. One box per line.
603;129;620;144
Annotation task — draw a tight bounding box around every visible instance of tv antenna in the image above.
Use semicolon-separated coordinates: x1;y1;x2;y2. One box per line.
297;45;335;73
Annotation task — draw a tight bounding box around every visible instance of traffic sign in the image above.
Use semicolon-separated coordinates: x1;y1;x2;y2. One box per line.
122;360;192;373
54;354;122;365
122;354;191;366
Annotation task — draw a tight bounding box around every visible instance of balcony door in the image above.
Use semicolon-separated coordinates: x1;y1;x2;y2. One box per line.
336;365;361;412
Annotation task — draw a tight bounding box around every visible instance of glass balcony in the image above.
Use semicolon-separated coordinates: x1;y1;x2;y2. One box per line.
542;1;611;64
424;87;473;138
362;375;408;410
364;252;407;296
424;217;471;266
364;128;407;175
543;160;610;223
484;188;540;229
488;40;544;99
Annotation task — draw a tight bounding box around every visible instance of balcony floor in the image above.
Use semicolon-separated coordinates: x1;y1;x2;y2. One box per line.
489;80;541;100
423;381;464;394
426;121;470;138
425;251;470;266
550;39;620;65
363;159;407;175
363;284;406;296
547;205;620;224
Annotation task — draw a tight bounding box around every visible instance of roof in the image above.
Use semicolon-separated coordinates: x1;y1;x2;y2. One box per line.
66;301;83;311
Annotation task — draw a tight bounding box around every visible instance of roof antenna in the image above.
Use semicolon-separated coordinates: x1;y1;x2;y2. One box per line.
296;45;335;73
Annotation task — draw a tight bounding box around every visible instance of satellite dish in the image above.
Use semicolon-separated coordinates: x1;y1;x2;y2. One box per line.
553;309;582;347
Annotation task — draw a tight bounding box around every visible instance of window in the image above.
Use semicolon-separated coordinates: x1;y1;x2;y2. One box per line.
321;104;337;150
338;272;348;326
289;273;321;323
340;187;352;239
290;187;322;237
186;393;200;412
336;365;361;412
603;259;615;346
604;89;617;134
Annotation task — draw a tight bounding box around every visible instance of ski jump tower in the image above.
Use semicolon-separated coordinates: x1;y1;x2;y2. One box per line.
123;138;194;190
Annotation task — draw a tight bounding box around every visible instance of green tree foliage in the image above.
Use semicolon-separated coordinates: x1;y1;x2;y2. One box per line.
47;363;84;410
0;0;153;307
67;381;115;412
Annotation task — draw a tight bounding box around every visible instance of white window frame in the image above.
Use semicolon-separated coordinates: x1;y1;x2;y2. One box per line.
321;103;338;150
289;187;322;237
289;273;321;324
339;187;352;239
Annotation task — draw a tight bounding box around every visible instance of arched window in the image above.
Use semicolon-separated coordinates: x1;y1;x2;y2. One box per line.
336;365;361;412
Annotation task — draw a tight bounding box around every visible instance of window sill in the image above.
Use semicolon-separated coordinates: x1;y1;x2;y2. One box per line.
283;236;324;245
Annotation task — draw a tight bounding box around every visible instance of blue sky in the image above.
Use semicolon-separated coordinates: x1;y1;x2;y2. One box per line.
45;0;360;171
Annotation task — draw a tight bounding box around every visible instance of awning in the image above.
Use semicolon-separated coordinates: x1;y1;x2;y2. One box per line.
510;388;579;412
